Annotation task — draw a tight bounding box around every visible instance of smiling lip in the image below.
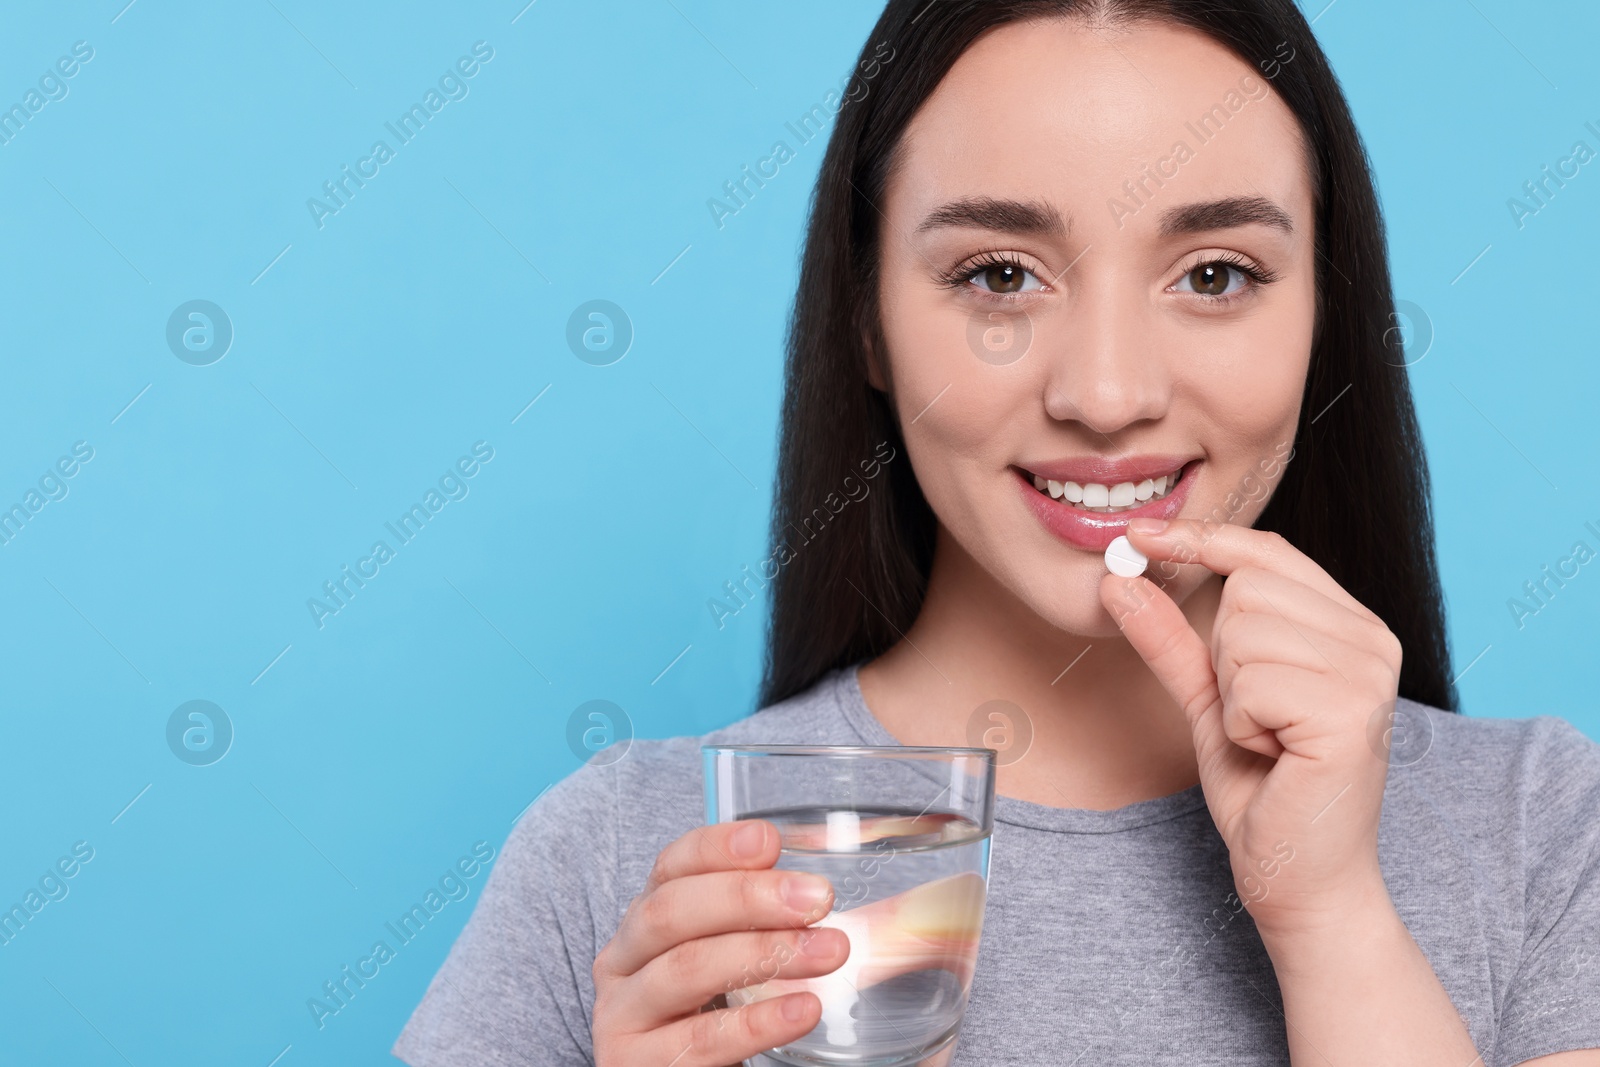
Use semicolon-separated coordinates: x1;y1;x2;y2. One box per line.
1019;454;1195;485
1014;457;1199;551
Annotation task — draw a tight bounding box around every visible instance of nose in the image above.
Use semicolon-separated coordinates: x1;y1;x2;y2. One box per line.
1040;280;1172;434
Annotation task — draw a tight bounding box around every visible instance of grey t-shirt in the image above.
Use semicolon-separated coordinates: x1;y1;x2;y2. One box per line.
392;664;1600;1066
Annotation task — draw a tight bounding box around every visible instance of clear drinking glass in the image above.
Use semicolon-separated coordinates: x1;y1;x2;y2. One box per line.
702;744;997;1067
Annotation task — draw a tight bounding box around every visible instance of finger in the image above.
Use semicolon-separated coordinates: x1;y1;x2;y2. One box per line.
1210;610;1351;707
1217;662;1299;758
1218;567;1386;650
1218;569;1404;690
1225;662;1368;759
738;871;987;1004
605;868;835;977
643;820;780;896
1099;573;1228;767
1127;519;1374;620
624;925;849;1026
650;990;822;1067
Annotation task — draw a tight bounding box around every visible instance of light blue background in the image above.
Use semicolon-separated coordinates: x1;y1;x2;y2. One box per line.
0;1;1594;1064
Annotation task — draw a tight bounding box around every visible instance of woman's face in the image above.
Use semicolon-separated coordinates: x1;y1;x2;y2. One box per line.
874;17;1317;637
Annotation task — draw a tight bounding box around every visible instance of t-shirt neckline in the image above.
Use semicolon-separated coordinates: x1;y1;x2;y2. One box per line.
832;662;1210;835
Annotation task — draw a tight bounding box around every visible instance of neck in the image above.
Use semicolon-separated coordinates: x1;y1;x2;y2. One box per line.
856;524;1221;811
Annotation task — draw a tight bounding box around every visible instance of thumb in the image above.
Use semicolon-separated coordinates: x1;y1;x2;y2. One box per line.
1099;573;1228;766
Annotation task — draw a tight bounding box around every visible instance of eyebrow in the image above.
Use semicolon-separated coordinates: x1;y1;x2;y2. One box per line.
1158;195;1294;237
914;196;1067;238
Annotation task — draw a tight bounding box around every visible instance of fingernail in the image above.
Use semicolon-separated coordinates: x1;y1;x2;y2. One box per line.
731;821;768;859
799;929;838;958
781;993;811;1022
782;874;831;914
1129;517;1169;535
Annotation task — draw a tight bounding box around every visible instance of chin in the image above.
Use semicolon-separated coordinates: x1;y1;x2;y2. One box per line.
1053;600;1133;639
1014;552;1212;640
1012;558;1130;638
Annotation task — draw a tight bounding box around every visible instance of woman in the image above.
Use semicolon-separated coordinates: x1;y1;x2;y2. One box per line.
393;1;1600;1064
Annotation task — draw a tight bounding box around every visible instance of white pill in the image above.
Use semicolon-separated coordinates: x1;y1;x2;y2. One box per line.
1104;535;1147;578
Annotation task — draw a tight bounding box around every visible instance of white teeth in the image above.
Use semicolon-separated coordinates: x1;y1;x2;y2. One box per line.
1027;467;1185;513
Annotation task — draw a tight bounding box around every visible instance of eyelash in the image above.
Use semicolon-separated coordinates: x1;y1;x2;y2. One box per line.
1171;251;1280;303
936;250;1047;295
937;249;1280;304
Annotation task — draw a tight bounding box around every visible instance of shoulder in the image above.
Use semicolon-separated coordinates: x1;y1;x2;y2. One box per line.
1387;698;1600;813
503;666;860;910
1380;698;1600;906
520;666;856;810
564;663;857;791
1391;705;1600;1062
617;663;863;778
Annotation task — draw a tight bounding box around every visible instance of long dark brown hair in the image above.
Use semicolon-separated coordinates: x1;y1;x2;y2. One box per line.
759;0;1456;712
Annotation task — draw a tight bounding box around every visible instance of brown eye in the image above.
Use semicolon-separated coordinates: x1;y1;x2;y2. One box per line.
968;261;1041;294
956;257;1042;295
982;264;1025;293
1183;262;1241;297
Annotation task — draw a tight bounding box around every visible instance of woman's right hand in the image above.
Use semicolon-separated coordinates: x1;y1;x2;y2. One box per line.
591;818;849;1067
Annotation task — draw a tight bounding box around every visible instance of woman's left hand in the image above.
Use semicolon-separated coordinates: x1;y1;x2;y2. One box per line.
1099;517;1405;940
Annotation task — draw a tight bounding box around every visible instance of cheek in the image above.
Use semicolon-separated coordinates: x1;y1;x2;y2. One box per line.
878;286;1046;552
1184;298;1314;449
880;279;1036;458
1169;297;1313;554
1194;349;1304;441
904;375;1023;462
